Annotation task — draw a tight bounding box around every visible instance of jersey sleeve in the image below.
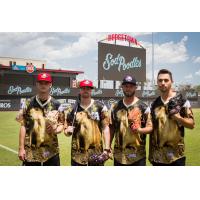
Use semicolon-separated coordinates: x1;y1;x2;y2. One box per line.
183;100;194;119
142;105;152;128
101;104;110;128
15;99;29;125
183;100;191;108
144;106;151;114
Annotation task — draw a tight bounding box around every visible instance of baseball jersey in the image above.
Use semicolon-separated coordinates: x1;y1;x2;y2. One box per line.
149;93;194;164
65;99;110;165
111;99;151;165
17;96;64;162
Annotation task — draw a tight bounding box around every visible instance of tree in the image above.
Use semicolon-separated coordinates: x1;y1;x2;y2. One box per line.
194;85;200;93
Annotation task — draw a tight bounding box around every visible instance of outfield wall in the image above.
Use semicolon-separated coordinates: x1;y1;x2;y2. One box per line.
0;90;199;111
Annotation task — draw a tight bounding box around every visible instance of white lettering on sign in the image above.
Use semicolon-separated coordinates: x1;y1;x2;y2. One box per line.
186;92;197;98
115;89;124;97
0;103;11;108
68;99;76;104
107;34;140;46
50;87;70;96
8;86;32;95
103;53;142;72
92;89;103;96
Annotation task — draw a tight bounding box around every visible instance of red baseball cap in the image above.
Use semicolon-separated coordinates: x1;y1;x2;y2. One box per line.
79;80;94;88
37;73;52;83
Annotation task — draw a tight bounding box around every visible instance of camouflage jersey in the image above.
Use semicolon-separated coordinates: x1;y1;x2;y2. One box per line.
65;99;110;165
17;96;64;162
149;93;194;164
111;99;151;165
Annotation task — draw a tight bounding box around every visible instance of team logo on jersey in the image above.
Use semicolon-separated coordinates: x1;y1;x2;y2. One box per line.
91;112;100;120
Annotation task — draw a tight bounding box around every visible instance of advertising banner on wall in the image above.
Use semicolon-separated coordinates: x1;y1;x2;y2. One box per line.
98;42;146;81
2;85;35;96
0;99;20;111
12;64;36;73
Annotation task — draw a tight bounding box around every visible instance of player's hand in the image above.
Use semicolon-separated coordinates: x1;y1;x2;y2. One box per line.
130;123;140;134
103;148;113;159
171;113;182;127
16;110;23;123
171;113;181;121
46;121;57;134
64;126;74;136
131;128;138;134
18;148;26;161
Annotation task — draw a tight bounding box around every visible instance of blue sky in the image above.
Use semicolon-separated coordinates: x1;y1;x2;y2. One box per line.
133;32;200;86
0;32;200;86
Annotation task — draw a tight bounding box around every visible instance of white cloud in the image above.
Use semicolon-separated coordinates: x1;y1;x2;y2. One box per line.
0;33;189;68
0;32;106;69
144;35;189;66
195;70;200;76
0;33;192;82
0;33;64;60
142;36;189;83
0;33;190;63
193;56;200;64
184;74;193;79
131;32;152;37
46;32;105;60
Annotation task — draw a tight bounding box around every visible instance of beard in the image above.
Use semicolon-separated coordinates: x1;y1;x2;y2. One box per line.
159;86;169;93
81;92;90;98
123;91;135;97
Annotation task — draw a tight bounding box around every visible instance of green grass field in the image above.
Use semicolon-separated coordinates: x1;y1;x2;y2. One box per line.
0;110;199;166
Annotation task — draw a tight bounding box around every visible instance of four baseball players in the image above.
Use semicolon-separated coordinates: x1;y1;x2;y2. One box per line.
16;70;195;166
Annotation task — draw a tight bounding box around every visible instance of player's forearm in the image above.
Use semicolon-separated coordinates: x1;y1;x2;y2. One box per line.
138;118;153;134
138;126;153;134
177;117;195;129
109;124;115;145
19;126;26;150
103;126;111;149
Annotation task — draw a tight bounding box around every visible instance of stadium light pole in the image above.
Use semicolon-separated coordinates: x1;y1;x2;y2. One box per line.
152;32;155;87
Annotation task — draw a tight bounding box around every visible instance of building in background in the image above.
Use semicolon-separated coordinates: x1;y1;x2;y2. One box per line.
0;56;84;111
